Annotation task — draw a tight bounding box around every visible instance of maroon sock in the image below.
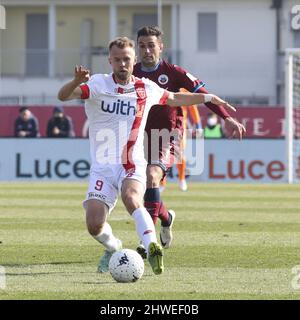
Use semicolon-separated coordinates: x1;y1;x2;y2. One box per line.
144;188;170;225
158;201;169;225
144;201;160;225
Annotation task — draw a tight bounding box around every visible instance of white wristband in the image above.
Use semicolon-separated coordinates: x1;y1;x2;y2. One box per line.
204;94;214;103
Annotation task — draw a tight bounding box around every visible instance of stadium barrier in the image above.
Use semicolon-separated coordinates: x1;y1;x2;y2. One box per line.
0;139;293;183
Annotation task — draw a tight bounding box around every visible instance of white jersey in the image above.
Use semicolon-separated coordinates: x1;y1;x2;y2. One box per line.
80;73;169;173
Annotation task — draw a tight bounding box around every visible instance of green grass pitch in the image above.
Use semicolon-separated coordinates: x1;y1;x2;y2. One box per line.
0;182;300;300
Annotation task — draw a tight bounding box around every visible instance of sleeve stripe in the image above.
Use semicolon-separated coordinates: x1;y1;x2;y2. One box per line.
159;90;170;105
80;84;90;99
192;81;205;93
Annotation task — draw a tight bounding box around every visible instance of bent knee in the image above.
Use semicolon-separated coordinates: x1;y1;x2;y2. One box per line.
147;166;164;186
122;192;138;207
122;193;143;214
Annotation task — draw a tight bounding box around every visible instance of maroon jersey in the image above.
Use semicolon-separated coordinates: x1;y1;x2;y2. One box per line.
133;60;204;131
133;59;230;169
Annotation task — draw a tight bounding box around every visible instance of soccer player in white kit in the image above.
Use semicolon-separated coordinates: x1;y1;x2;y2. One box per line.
58;37;241;275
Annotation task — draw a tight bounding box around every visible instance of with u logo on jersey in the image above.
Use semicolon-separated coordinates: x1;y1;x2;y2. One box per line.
100;100;136;116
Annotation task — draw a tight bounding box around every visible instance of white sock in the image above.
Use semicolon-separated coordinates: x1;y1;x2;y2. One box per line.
93;222;120;252
132;207;157;253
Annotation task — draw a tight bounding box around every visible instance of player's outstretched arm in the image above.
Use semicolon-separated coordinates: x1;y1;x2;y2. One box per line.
166;91;246;140
167;92;235;111
58;66;90;101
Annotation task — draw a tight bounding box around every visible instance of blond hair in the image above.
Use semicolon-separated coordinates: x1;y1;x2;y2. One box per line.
108;37;135;51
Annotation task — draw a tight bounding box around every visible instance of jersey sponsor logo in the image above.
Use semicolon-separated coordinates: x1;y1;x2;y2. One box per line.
115;87;135;94
158;74;169;85
101;100;136;116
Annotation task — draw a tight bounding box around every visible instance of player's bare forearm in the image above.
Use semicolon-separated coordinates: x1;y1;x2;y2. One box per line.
58;79;82;101
167;92;235;111
167;92;205;106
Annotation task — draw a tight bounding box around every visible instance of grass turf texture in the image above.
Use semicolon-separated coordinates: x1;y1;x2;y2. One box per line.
0;182;300;300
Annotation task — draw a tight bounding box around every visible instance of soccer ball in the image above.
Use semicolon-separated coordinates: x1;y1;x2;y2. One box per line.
109;249;144;283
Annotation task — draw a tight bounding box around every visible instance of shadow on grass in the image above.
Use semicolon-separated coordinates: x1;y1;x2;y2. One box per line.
2;260;93;267
79;273;152;285
7;272;72;276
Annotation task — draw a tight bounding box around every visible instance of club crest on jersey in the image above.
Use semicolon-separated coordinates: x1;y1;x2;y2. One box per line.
136;87;146;100
158;74;169;85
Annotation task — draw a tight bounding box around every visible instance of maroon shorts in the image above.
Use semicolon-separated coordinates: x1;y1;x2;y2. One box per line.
145;106;184;173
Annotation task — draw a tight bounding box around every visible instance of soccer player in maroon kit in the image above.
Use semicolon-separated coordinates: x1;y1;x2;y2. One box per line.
133;26;245;255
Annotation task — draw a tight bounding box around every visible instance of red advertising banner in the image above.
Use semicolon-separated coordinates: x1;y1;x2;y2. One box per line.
199;106;285;138
0;105;285;138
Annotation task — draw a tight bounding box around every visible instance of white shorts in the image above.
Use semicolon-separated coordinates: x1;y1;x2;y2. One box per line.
83;164;147;212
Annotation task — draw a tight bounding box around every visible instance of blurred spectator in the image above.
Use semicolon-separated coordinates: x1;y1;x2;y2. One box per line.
204;113;224;138
14;106;39;138
47;106;75;138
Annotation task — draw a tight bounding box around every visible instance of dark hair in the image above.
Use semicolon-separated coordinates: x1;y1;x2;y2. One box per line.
137;26;163;41
19;107;29;113
108;37;135;51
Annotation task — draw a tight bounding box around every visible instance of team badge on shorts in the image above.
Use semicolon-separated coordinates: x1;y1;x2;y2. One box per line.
158;74;169;85
125;167;136;177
